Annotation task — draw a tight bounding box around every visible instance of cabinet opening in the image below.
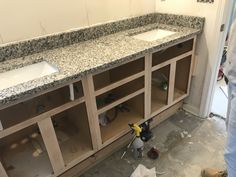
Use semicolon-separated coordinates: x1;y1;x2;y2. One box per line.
151;65;170;113
93;57;145;90
0;124;53;177
0;86;70;129
52;103;93;165
73;80;84;99
96;77;144;109
174;56;192;100
99;93;144;143
152;39;193;67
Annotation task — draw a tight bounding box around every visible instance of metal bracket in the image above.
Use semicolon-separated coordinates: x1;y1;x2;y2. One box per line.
220;24;225;32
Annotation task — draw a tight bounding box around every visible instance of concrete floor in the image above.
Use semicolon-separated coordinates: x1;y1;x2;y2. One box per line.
81;110;226;177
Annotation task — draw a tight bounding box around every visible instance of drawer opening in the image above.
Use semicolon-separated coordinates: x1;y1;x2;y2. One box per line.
152;39;193;67
93;57;145;90
0;86;71;130
96;77;144;110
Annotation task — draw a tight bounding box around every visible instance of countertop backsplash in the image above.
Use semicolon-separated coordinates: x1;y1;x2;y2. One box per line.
0;13;204;63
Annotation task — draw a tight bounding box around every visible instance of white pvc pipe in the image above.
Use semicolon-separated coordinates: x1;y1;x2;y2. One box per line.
69;84;75;101
0;120;3;131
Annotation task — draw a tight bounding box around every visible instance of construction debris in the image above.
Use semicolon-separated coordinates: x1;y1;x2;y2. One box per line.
130;164;156;177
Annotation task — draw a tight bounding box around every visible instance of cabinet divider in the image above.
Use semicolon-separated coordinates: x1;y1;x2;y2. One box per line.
144;54;152;119
38;118;65;174
83;75;103;149
82;77;101;150
168;63;176;105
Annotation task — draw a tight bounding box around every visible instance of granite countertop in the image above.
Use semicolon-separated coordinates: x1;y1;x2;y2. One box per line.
0;19;202;107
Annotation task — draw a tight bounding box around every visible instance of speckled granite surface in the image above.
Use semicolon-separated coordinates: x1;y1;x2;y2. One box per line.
0;14;157;62
0;13;204;107
0;13;204;62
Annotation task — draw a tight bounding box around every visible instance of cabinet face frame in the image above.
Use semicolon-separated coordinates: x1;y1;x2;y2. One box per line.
150;36;196;117
144;53;152;119
38;118;65;175
0;35;197;177
89;55;147;148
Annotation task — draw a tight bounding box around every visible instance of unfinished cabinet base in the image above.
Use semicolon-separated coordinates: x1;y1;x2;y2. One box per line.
59;101;183;177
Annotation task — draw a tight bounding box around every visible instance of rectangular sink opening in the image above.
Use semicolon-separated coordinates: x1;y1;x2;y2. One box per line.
132;29;176;42
0;61;59;90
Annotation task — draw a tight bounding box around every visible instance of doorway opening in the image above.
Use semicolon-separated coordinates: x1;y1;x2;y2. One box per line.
210;2;236;119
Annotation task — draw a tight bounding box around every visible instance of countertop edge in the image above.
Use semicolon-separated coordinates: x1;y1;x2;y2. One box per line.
0;31;200;109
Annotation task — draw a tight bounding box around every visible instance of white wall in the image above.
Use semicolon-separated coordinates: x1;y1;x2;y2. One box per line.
0;0;156;44
156;0;223;115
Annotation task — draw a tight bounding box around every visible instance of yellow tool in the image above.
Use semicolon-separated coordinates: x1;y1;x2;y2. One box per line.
129;123;142;137
121;124;142;159
120;123;144;159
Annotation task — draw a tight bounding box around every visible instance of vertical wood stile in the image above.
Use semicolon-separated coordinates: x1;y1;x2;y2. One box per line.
82;77;101;150
38;118;65;175
187;36;197;94
83;75;102;149
168;62;176;105
191;36;198;76
144;54;152;119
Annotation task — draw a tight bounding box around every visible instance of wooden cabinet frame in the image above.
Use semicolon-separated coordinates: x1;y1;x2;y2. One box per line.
0;36;197;177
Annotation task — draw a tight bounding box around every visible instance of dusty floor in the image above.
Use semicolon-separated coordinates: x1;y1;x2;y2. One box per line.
80;110;226;177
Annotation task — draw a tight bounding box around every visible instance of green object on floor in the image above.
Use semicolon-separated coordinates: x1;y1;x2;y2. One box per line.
161;81;168;91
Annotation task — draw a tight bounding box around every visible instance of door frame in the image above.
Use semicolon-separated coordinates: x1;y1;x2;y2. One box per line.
199;0;234;118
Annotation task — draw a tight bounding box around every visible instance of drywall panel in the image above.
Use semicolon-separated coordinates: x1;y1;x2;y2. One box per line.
0;0;155;43
156;0;222;115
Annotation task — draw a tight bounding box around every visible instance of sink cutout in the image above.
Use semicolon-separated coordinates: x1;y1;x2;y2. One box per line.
132;29;176;42
0;61;59;90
